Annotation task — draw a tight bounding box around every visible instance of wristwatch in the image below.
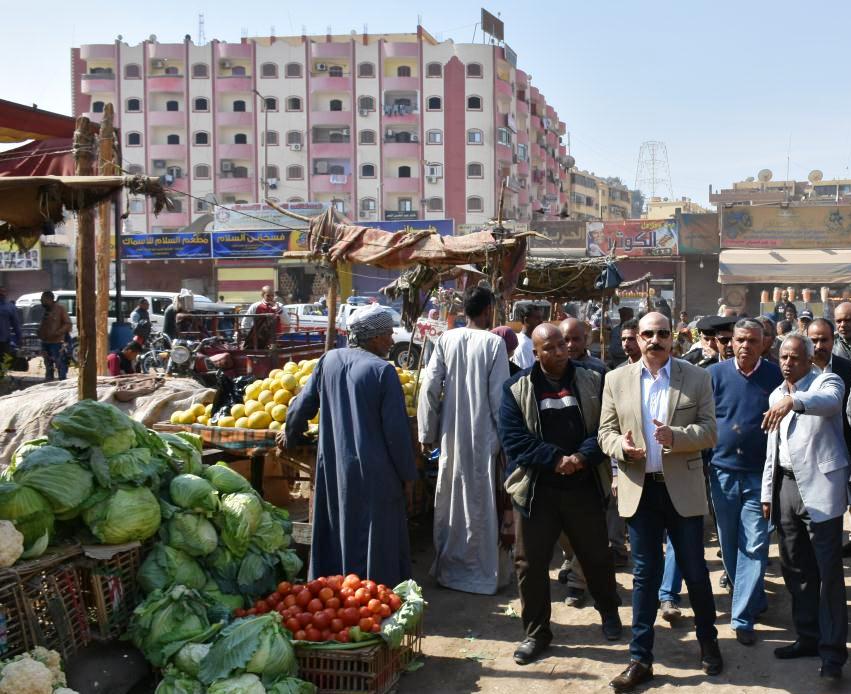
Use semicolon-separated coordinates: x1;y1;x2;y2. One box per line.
790;396;804;414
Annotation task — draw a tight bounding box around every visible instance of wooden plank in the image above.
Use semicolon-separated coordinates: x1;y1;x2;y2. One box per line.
324;270;338;353
96;104;114;376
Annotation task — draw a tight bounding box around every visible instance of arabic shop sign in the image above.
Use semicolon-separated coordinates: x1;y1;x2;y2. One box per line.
120;230;310;260
211;230;307;258
586;219;679;257
721;205;851;249
120;233;212;260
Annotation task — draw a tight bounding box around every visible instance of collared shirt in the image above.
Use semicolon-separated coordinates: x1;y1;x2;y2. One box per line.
815;355;833;373
777;376;808;470
513;331;535;369
735;357;762;378
640;357;671;474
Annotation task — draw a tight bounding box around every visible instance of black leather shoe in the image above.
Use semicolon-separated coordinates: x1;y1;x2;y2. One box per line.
699;638;723;675
735;629;756;646
609;661;653;692
601;613;623;641
820;662;842;681
774;640;819;660
513;637;550;665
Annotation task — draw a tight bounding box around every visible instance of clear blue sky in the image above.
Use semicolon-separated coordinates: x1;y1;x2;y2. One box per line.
3;0;851;205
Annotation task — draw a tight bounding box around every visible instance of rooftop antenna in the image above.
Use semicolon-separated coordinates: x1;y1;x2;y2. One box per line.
198;13;205;45
241;27;248;39
635;140;674;203
784;134;792;202
270;25;275;36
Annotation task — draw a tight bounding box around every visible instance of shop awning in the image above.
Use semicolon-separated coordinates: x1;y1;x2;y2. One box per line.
718;249;851;284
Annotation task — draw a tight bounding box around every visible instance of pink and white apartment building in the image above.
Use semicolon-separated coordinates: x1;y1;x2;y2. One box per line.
72;26;571;233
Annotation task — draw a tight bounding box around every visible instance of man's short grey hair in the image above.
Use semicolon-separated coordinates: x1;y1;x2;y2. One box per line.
734;318;763;333
780;333;815;358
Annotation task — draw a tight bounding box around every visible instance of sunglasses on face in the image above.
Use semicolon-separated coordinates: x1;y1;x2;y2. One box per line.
640;329;672;339
715;336;732;345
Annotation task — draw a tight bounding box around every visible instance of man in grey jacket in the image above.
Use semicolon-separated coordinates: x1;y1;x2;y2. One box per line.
761;333;849;681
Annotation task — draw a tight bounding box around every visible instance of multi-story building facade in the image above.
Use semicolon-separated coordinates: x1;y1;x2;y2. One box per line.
72;26;571;235
568;170;632;221
710;172;851;208
643;196;712;220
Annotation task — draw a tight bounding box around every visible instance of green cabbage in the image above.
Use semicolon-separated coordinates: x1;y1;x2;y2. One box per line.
251;511;285;553
166;512;218;557
82;486;161;544
4;442;72;480
127;585;220;667
12;457;93;520
380;579;425;649
203;545;240;595
170;475;219;516
267;678;318;694
278;549;303;582
138;544;208;594
203;463;251;494
202;579;244;614
159;433;203;476
7;438;48;469
199;613;296;684
207;674;266;694
173;642;211;678
107;447;164;487
49;401;136;457
0;482;54;557
216;492;263;557
154;666;205;694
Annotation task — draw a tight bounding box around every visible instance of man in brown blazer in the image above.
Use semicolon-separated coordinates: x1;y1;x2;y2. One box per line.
598;312;721;692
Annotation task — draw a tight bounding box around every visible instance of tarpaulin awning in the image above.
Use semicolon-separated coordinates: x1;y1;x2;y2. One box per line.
0;138;75;177
0;99;77;143
718;249;851;284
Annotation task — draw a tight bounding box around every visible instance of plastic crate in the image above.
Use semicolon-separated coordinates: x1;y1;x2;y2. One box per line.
0;545;89;661
294;623;423;694
79;543;144;640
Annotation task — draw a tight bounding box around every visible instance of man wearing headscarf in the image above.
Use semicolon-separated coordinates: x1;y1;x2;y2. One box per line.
279;303;418;586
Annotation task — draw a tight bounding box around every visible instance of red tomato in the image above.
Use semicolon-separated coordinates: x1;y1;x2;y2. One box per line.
317;576;328;587
318;587;334;603
313;612;331;630
359;617;374;632
362;580;378;597
277;581;293;595
307;598;324;614
283;594;297;608
266;592;282;606
322;608;337;621
321;629;332;641
342;607;360;626
359;606;372;618
297;612;313;628
388;595;402;612
330;618;344;632
246;608;256;615
371;623;381;633
286;606;302;617
377;584;388;593
379;603;392;619
294;630;307;641
292;584;306;594
307;580;323;596
254;601;270;614
233;608;246;618
276;604;288;615
305;628;322;642
285;617;300;633
344;596;359;609
343;574;361;589
327;576;343;591
377;591;391;605
325;597;341;610
339;587;354;600
367;599;382;614
337;630;350;643
296;591;312;608
355;588;371;605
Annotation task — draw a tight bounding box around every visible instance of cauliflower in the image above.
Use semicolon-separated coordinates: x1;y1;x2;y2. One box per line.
29;647;65;686
54;689;79;694
0;520;24;568
0;655;53;694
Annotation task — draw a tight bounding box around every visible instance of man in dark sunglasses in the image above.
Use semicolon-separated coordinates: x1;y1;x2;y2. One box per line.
683;316;735;367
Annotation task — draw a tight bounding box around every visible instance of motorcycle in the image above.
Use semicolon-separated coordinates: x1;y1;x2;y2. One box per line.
139;332;173;374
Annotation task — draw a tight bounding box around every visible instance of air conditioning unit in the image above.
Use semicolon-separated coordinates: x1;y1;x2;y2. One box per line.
267;177;278;186
426;176;438;184
221;159;233;172
385;129;394;139
426;164;442;178
290;143;302;151
410;134;419;142
359;108;368;117
341;127;350;136
151;59;165;69
152;159;166;169
315;161;328;174
220;59;232;69
316;63;328;71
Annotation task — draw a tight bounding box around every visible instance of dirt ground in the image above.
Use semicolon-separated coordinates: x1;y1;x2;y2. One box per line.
398;516;851;694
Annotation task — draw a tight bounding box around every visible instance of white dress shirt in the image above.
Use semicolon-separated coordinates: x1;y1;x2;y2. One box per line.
640;358;671;474
512;331;535;369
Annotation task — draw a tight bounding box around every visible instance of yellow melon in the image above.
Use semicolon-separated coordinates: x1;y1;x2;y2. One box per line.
258;390;274;405
218;416;236;428
170;411;183;424
191;403;207;418
234;417;250;429
279;374;298;391
244;400;264;416
269;368;283;380
271;404;288;423
283;361;299;374
179;411;196;425
274;389;293;406
299;375;311;387
205;403;213;416
230;403;246;420
264;401;277;415
269;420;282;431
247;411;272;429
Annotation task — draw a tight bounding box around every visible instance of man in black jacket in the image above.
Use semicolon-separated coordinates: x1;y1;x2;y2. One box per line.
500;323;621;665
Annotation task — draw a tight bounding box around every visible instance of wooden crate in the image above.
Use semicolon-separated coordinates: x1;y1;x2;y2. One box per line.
78;543;144;641
294;623;423;694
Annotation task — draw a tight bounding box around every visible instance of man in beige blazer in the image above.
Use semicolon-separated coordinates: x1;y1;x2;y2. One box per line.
598;312;721;692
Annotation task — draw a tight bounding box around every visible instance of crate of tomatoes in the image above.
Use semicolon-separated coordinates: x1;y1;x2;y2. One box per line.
231;574;424;694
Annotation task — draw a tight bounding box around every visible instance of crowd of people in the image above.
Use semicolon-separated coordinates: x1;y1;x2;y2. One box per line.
278;287;851;691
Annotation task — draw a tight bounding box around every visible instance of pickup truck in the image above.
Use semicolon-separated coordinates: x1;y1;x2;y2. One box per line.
283;303;329;330
337;303;420;369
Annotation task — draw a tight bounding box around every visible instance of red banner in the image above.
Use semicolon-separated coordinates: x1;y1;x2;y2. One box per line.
586;220;679;257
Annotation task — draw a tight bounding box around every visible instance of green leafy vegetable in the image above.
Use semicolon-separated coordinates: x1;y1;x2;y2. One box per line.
203;463;251;494
82;486;161;544
4;443;72;480
154;666;205;694
173;642;211;678
170;475;219;516
107;447;163;488
0;482;54;557
381;579;425;649
278;550;303;582
206;673;266;694
203;545;240;595
159;433;203;476
13;458;93;520
266;678;318;694
251;511;285;553
7;438;48;470
138;544;207;594
216;492;262;557
202;579;244;613
49;401;136;457
166;512;218;557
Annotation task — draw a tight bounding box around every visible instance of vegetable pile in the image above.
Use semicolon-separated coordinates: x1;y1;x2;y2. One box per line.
0;647;77;694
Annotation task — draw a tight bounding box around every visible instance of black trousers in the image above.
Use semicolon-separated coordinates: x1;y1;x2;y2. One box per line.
514;478;620;642
776;473;848;667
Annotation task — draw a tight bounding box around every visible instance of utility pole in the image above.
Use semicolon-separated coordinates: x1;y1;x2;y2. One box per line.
73;116;98;400
96;104;115;376
253;89;269;200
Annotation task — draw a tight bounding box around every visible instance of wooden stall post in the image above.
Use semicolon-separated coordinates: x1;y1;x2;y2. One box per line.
96;104;115;376
73;117;98;400
324;268;338;353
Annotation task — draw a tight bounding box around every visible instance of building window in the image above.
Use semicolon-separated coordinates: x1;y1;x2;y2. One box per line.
360;197;376;212
164;66;179;75
398;198;413;212
330;99;343;112
195;199;210;213
466;62;483;78
127;132;142;146
286;165;304;180
517;143;527;160
358;62;375;78
285;62;302;78
127;164;143;175
124;64;141;79
397;65;412;77
467;95;482;110
194;131;209;145
398;165;411;178
328;65;344;77
261;62;277;78
192;63;209;78
166;134;180;145
358;95;375;112
497;127;511;145
328;164;345;175
359;130;376;145
467;162;484;178
193;97;209;112
426;130;443;145
92;101;105;113
263;130;279;146
264;97;277;111
426;62;442;78
128;199;145;214
467;129;483;145
426;96;442;111
233;100;246;112
126;98;141;112
286;96;302;111
361;164;376;178
168;197;183;213
266;165;279;180
231;66;246;76
166;100;179;112
194;164;211;178
286;130;302;146
234;133;248;145
427;197;443;211
467;196;484;212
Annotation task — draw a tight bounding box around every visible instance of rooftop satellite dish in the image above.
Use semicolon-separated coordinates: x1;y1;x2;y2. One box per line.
149;34;157;43
117;35;123;41
808;169;824;183
757;169;773;182
745;176;754;182
564;155;576;169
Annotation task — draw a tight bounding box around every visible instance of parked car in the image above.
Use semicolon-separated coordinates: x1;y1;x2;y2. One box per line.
336;302;419;368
